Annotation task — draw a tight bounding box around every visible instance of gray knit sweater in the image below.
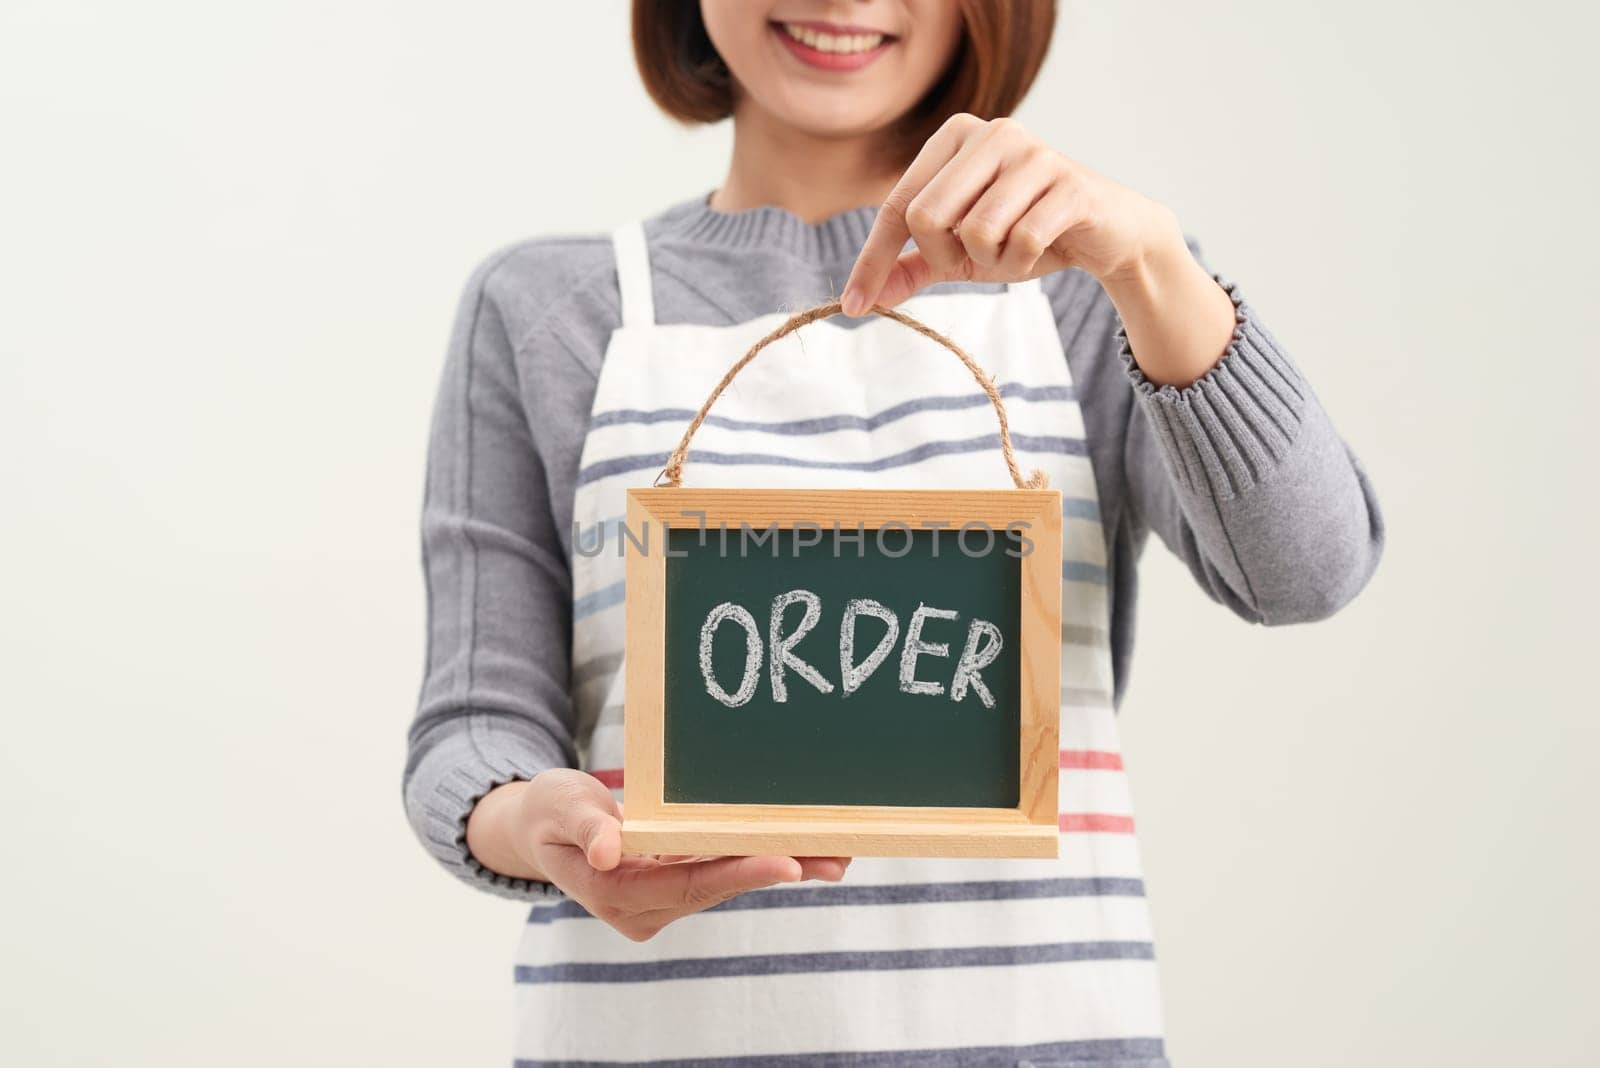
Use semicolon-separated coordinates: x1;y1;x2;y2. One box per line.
404;191;1384;899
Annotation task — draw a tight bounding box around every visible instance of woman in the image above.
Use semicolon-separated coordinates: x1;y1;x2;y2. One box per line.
404;2;1384;1063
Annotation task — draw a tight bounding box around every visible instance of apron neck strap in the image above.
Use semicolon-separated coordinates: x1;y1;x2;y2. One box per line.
611;221;656;328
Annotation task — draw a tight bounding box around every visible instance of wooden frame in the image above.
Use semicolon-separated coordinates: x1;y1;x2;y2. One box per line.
621;488;1062;859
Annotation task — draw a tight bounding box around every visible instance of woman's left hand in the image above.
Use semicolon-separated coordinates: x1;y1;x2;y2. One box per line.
842;114;1183;313
842;113;1238;390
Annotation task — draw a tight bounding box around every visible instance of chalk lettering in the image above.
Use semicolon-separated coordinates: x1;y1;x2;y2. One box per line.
699;602;763;707
768;589;834;702
696;595;1005;708
899;603;957;697
951;619;1002;708
840;598;900;696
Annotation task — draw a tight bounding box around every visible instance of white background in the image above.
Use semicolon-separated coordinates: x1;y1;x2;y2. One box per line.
3;1;1597;1064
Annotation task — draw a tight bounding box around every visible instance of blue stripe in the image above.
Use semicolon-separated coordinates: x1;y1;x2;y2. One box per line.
527;877;1145;926
577;432;1087;488
587;382;1077;436
514;941;1153;984
1062;495;1101;521
1063;561;1108;584
514;1036;1167;1067
572;581;625;620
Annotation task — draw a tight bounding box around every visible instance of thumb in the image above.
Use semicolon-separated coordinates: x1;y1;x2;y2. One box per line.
581;814;623;872
550;774;625;872
865;248;941;312
574;791;623;872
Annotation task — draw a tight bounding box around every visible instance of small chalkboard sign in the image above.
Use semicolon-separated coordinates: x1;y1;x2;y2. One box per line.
618;300;1063;859
621;488;1062;858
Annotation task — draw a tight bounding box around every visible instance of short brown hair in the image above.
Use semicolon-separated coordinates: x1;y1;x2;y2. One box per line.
632;1;1057;164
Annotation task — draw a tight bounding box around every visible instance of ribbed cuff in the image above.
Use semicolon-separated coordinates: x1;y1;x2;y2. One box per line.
404;714;571;902
1119;275;1309;500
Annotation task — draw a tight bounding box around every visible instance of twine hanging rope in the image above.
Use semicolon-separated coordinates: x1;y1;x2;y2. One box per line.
657;301;1051;491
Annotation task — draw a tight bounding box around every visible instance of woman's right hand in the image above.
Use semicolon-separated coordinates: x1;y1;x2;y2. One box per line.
466;769;850;941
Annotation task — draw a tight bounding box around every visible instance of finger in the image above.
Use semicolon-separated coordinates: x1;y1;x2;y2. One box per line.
546;773;625;872
868;248;938;311
539;841;669;901
796;856;852;881
612;854;803;919
658;855;846;877
900;127;1019;279
841;115;979;315
534;841;605;897
996;179;1081;279
957;150;1059;270
580;813;623;872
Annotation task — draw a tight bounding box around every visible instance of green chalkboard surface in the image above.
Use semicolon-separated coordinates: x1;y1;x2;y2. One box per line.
662;526;1022;807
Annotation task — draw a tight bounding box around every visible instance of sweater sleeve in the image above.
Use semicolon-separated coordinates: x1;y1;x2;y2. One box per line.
1121;253;1384;624
402;252;575;901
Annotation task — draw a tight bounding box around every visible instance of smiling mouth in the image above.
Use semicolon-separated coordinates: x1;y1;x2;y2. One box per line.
771;19;897;70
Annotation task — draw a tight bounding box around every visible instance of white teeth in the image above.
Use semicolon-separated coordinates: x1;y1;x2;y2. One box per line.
782;22;885;54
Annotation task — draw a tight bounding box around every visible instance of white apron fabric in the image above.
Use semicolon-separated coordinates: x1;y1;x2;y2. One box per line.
511;220;1169;1066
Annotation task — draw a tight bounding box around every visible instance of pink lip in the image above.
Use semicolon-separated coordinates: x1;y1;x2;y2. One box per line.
770;20;895;72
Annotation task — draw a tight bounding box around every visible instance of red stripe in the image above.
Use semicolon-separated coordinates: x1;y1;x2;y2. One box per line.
1059;813;1135;834
589;768;624;788
1060;749;1123;771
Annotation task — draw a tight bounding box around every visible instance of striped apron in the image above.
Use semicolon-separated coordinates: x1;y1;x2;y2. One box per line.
511;220;1169;1067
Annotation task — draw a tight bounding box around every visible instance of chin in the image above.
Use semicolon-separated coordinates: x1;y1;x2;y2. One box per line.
762;92;899;143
